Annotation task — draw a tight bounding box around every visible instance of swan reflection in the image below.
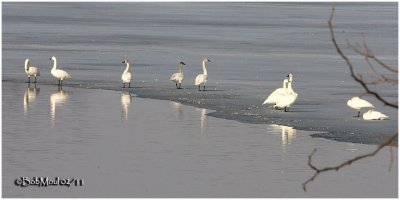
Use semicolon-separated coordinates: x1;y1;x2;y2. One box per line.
170;101;183;121
23;85;40;115
50;88;70;127
121;92;133;121
269;124;296;146
198;108;208;133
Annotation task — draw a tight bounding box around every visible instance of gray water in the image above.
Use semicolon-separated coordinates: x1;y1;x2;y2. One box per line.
2;2;398;197
2;82;398;197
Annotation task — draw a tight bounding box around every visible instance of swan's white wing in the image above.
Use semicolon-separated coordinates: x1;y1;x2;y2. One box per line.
263;88;286;105
363;110;389;120
195;74;206;85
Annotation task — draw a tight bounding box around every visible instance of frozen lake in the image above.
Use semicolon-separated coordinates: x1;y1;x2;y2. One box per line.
2;82;398;197
2;2;398;197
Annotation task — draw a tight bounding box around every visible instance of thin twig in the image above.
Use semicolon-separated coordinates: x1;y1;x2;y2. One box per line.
328;4;398;108
302;134;398;191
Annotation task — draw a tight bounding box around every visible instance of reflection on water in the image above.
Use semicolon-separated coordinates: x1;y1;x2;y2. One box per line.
198;108;208;133
121;92;133;121
269;124;296;147
50;88;70;127
23;85;40;115
170;101;183;121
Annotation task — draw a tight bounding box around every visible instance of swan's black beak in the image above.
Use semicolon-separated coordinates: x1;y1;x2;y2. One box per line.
49;58;52;60
286;74;290;77
180;62;186;65
208;59;211;62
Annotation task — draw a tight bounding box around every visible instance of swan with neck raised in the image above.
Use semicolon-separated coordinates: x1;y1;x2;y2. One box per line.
363;109;389;120
121;60;132;88
170;61;186;89
50;56;71;86
195;58;211;91
274;73;298;112
263;78;288;105
24;58;40;83
347;96;375;117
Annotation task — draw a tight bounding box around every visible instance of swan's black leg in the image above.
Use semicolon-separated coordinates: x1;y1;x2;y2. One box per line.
284;107;289;112
198;85;201;91
33;77;37;83
128;83;131;88
178;83;182;89
58;80;61;86
203;85;205;91
26;77;31;83
176;83;178;89
122;83;125;88
357;111;360;117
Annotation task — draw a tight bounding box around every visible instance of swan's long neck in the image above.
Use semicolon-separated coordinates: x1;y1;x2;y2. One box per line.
124;62;130;73
178;64;183;74
52;58;57;71
283;79;288;89
202;60;208;75
287;81;294;94
24;60;29;71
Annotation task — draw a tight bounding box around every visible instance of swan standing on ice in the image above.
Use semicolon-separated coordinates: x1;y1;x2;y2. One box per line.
274;73;298;112
121;60;132;88
24;58;40;83
262;78;288;105
170;61;186;89
347;96;375;117
195;58;211;91
50;56;71;86
363;109;389;120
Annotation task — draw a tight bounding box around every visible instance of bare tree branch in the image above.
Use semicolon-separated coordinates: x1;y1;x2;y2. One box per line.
327;4;398;108
302;4;399;192
302;134;398;191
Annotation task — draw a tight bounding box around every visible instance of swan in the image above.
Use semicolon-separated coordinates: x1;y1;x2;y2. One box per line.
170;61;186;89
24;58;40;83
50;56;71;86
363;109;389;120
347;96;375;117
262;78;288;105
195;58;211;91
274;74;298;112
121;59;132;88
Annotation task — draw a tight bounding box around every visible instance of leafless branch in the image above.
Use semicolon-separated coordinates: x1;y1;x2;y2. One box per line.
302;134;397;191
328;4;398;108
303;4;399;192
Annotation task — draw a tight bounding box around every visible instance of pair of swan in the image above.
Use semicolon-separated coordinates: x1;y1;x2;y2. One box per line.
263;73;298;112
347;96;389;120
169;58;211;91
24;57;71;86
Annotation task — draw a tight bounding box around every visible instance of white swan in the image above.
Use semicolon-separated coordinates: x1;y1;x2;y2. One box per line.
121;60;132;88
50;56;71;86
274;74;298;112
24;58;40;83
195;58;211;91
170;61;186;89
363;109;389;120
347;96;375;117
262;79;288;105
